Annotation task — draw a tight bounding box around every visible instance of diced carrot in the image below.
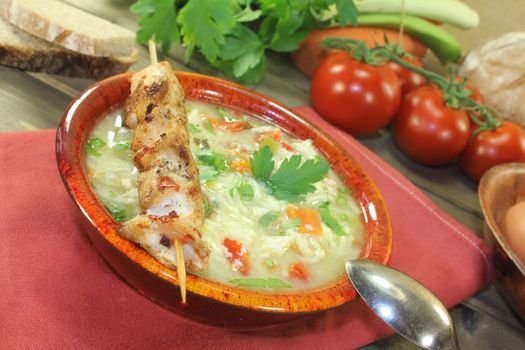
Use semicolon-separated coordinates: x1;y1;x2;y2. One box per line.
233;110;245;119
228;156;251;173
205;116;251;132
288;262;309;280
208;118;222;129
256;131;295;152
223;237;249;275
286;205;323;235
280;141;295;153
256;130;282;143
223;121;250;132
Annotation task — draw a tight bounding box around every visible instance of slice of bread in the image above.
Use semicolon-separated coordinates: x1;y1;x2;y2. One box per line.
0;17;138;79
0;0;136;57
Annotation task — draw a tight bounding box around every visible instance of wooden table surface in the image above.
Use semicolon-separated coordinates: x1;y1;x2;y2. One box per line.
2;1;524;349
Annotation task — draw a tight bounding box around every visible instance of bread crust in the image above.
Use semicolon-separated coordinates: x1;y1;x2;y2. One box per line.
2;0;135;57
0;44;137;79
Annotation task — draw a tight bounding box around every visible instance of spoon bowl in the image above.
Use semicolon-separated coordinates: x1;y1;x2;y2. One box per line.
346;259;457;350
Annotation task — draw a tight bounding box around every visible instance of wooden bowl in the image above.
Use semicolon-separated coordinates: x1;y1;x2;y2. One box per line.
479;163;525;322
56;72;392;329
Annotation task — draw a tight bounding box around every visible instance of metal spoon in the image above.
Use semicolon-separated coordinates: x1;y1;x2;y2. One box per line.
346;259;459;350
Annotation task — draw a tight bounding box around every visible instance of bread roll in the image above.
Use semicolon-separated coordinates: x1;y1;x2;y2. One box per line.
459;32;525;127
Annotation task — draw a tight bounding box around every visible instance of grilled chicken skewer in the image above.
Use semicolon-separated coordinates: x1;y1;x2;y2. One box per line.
120;58;209;303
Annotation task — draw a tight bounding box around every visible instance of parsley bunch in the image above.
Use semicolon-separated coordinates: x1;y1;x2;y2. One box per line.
130;0;358;84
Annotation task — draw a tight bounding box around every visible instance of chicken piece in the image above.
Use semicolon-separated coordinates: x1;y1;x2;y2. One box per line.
119;61;209;271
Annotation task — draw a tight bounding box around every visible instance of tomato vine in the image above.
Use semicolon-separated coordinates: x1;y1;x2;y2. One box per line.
320;37;502;135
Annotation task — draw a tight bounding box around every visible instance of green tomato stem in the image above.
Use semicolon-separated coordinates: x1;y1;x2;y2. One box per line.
321;37;501;131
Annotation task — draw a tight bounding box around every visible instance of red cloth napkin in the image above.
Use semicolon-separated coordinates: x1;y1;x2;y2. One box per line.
0;106;493;350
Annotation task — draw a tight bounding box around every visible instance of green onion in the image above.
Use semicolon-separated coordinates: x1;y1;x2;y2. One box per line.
280;218;301;231
336;186;352;205
229;278;291;288
259;135;280;153
233;182;254;201
203;196;212;218
259;210;280;227
197;151;228;172
264;259;276;268
319;202;347;236
112;141;131;152
203;119;215;134
112;141;132;159
216;107;234;122
84;137;106;156
103;202;127;222
199;166;219;180
187;122;200;134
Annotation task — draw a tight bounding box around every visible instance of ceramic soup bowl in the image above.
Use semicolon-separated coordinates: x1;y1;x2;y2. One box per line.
56;71;392;328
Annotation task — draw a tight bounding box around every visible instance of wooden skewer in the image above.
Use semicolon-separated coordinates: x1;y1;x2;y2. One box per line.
148;39;187;304
175;240;187;303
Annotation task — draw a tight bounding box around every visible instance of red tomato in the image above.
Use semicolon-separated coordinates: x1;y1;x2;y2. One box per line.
460;122;525;181
387;57;426;95
393;86;471;166
223;237;249;274
310;52;401;136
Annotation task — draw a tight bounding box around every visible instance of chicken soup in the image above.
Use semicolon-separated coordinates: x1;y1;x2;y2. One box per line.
85;101;363;291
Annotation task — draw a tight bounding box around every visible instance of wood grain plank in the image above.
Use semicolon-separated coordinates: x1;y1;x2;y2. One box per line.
0;67;72;132
360;134;482;217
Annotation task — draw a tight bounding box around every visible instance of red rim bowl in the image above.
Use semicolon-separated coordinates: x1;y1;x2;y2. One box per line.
56;71;393;329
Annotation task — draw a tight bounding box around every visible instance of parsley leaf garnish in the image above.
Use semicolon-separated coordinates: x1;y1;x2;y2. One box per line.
251;146;329;202
250;145;274;182
270;155;330;201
